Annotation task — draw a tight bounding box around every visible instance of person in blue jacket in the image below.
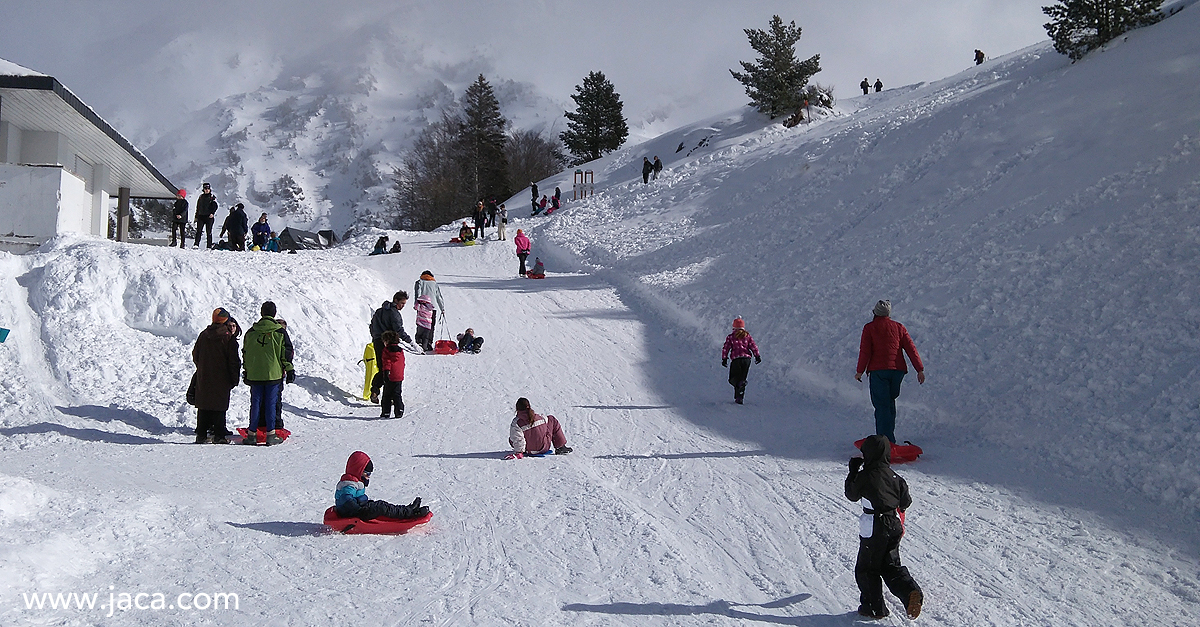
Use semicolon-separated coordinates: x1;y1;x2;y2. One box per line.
251;213;272;250
335;451;429;520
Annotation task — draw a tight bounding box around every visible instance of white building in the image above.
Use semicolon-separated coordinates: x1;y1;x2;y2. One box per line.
0;58;177;251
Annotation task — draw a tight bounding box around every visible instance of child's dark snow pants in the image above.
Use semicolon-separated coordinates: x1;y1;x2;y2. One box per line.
729;357;752;401
855;512;920;617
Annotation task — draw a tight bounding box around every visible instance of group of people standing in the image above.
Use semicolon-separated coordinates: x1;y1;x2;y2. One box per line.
641;157;663;183
471;199;508;241
531;183;562;216
860;78;884;95
190;301;295;445
720;300;926;619
169;183;279;252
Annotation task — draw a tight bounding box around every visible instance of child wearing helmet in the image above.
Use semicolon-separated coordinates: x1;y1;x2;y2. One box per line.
721;317;761;404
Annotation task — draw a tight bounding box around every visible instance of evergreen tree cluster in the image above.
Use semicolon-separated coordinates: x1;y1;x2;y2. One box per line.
730;16;822;119
389;75;566;231
1043;0;1163;61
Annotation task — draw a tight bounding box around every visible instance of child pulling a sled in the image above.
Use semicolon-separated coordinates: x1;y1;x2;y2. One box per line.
721;317;761;404
335;451;428;520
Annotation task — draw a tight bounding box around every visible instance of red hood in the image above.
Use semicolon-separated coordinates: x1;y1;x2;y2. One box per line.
341;451;371;482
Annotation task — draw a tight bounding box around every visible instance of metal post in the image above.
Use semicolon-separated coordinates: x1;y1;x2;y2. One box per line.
116;187;130;242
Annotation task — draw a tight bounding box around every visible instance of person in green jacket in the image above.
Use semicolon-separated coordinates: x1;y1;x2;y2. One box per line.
241;301;293;445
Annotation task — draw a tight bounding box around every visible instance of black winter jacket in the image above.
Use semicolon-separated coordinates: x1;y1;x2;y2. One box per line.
845;435;912;513
369;301;412;343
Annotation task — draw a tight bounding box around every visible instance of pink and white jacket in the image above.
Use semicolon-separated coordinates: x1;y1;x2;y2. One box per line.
514;232;531;255
508;410;567;454
722;330;760;360
414;295;435;330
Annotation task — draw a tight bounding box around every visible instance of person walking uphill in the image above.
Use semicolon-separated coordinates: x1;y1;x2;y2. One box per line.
855;300;924;443
846;435;923;620
192;307;241;444
721;317;761;404
241;301;293;445
642;157;653;184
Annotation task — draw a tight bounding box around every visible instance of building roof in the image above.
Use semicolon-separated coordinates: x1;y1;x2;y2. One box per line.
0;66;178;199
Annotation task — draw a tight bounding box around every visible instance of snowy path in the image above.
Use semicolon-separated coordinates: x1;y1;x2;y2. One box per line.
0;231;1197;625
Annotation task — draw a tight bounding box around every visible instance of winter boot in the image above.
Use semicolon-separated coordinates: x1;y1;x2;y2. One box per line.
240;435;257;445
212;435;230;445
195;433;209;444
264;431;284;446
906;590;923;619
857;605;889;620
555;446;573;455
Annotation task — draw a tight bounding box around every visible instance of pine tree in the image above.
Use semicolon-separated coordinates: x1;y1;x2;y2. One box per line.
560;71;629;165
1042;0;1163;61
730;15;821;119
458;75;511;203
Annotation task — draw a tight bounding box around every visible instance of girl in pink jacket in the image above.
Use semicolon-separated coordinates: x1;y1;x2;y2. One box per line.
513;229;532;276
506;397;573;459
721;317;761;404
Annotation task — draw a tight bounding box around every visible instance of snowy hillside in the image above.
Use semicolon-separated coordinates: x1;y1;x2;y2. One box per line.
2;5;1200;627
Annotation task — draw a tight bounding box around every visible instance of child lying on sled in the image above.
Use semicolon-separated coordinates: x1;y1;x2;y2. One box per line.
335;451;429;520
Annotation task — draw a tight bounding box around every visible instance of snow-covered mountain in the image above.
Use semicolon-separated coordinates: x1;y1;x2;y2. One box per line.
2;4;1199;626
143;20;568;234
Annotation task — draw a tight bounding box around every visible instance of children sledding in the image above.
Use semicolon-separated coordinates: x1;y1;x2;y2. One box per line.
325;451;430;534
505;397;573;459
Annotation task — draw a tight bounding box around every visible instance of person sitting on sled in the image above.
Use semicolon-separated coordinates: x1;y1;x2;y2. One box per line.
458;222;475;242
335;451;429;520
456;328;484;354
529;257;545;277
506;397;573;459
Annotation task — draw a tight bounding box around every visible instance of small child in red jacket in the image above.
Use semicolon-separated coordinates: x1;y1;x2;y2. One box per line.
379;330;405;418
721;317;762;404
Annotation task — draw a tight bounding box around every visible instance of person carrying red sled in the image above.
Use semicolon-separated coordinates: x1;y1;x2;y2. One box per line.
335;451;428;520
845;435;923;620
506;397;573;459
721;317;761;404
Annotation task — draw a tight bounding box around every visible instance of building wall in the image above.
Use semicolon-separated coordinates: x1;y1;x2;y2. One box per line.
57;168;91;235
0;164;62;237
0;121;21;163
21;130;68;166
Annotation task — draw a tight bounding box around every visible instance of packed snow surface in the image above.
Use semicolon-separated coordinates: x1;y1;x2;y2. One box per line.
3;6;1200;626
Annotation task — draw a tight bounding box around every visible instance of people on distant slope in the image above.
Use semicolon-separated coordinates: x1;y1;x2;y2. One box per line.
170;189;189;248
533;195;548;216
334;451;428;520
974;49;986;65
192;307;240;444
370;235;389;256
530;182;539;216
473;201;487;240
855;299;924;444
389;241;402;254
514;229;531;276
506;397;572;459
220;203;249;251
874;79;883;93
642;157;653;184
193;182;217;249
652;157;663;180
846;435;923;620
251;213;272;250
721;317;761;404
861;78;871;95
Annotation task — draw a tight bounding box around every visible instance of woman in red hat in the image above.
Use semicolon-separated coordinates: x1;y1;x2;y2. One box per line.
721;317;761;404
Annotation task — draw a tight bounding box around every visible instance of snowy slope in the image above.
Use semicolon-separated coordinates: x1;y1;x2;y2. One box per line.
1;6;1200;627
523;5;1200;516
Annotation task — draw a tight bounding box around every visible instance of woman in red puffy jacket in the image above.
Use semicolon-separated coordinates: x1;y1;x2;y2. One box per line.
855;300;925;443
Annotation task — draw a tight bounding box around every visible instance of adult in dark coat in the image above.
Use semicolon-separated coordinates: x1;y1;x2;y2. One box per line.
845;435;922;620
193;183;217;248
641;157;653;183
170;191;189;248
251;213;272;249
874;79;883;93
192;308;241;443
220;203;249;251
530;182;539;215
974;49;986;65
368;292;412;402
472;201;487;240
861;78;871;95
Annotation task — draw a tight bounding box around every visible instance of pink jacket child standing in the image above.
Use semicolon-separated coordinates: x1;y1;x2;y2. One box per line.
513;229;532;276
721;317;762;404
413;295;436;353
379;330;405;418
506;397;573;459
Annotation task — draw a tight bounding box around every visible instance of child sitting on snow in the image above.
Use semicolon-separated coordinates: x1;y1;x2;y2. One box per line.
506;397;573;459
335;451;428;520
458;222;475;242
527;257;545;278
456;328;484;353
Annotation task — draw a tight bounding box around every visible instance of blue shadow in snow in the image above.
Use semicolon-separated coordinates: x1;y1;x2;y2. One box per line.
594;450;767;461
562;594;854;625
0;423;165;445
56;404;190;436
413;451;513;460
226;521;330;537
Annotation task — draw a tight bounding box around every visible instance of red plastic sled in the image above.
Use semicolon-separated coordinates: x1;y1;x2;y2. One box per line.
854;438;923;463
526;273;545;279
323;507;432;535
236;427;292;444
433;340;458;355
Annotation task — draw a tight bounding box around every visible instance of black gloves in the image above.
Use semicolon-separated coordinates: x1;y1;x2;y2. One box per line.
849;457;864;472
722;359;728;367
285;370;296;384
755;355;762;364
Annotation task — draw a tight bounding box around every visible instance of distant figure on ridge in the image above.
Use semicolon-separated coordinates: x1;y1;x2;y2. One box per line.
974;49;986;65
874;79;883;93
861;78;870;95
